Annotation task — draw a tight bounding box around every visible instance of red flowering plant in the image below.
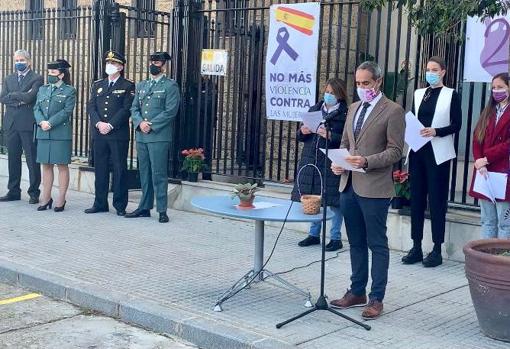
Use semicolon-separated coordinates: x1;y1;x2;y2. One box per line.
393;170;410;200
181;148;207;173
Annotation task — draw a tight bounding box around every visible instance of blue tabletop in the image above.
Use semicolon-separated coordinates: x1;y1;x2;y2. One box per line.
191;195;333;223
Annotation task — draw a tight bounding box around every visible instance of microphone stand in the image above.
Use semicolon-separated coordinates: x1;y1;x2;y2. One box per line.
276;115;371;331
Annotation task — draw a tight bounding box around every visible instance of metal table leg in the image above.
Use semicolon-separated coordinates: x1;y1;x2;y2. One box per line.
214;220;311;311
254;220;264;281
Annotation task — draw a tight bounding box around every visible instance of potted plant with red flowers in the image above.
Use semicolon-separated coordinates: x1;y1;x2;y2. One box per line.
181;148;207;182
392;170;410;209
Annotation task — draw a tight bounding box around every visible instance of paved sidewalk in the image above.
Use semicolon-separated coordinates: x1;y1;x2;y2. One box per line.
0;176;506;349
0;283;196;349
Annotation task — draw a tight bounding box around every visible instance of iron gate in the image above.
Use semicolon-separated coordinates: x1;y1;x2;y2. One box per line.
0;0;486;208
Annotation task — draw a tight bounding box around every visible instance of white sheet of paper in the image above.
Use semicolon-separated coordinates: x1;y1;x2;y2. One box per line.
252;201;282;210
405;112;432;152
320;148;366;173
473;171;507;203
300;111;324;133
487;172;508;200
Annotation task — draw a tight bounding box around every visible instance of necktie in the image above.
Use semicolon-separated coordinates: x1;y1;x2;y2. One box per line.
354;102;371;140
108;81;114;89
18;74;24;84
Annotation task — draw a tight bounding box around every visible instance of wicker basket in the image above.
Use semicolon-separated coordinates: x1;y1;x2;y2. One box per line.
301;195;322;215
296;163;323;215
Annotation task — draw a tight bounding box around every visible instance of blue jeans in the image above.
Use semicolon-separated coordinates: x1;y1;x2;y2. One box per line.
479;199;510;239
309;205;342;240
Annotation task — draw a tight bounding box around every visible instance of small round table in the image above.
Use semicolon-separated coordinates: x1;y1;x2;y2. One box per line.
191;195;333;311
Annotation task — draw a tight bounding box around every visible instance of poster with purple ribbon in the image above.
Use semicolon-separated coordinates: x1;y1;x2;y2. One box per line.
265;2;320;121
464;15;510;82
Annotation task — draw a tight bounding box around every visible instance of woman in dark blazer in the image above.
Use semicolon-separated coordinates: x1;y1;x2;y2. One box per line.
469;72;510;238
34;59;76;212
291;78;348;252
402;56;462;267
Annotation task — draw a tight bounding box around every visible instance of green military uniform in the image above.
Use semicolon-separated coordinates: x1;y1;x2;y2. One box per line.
33;81;76;165
131;74;180;213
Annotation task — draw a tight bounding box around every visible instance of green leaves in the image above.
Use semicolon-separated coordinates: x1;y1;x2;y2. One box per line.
360;0;509;40
231;183;260;199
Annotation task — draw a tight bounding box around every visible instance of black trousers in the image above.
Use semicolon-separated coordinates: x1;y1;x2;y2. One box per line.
6;128;41;198
340;181;391;301
409;144;451;245
93;138;129;212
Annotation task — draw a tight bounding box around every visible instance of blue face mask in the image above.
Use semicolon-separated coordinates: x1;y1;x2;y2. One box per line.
425;72;441;86
15;62;27;72
323;92;337;106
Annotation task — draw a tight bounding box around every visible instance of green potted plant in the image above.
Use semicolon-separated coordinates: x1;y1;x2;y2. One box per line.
392;170;410;209
181;148;207;182
231;183;260;209
463;238;510;342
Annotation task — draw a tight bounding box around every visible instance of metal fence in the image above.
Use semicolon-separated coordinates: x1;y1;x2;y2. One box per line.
0;0;490;209
182;0;421;183
0;6;95;159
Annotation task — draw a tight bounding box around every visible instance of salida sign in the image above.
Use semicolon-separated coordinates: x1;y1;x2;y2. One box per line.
201;49;228;76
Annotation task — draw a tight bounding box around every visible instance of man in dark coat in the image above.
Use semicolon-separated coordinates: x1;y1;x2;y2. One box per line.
84;50;135;216
0;49;43;204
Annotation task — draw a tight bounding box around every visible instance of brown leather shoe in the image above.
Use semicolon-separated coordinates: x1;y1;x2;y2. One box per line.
330;290;367;309
361;299;383;320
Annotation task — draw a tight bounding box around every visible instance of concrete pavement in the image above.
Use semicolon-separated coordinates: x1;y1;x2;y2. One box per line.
0;175;506;348
0;283;196;349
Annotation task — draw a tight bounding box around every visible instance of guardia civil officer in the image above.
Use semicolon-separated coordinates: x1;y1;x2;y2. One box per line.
34;59;76;212
84;51;135;216
125;52;180;223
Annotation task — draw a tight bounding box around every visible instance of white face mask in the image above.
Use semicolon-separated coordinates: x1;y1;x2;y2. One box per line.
105;63;119;76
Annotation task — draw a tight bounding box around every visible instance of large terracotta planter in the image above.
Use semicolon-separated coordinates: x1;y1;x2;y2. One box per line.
463;239;510;342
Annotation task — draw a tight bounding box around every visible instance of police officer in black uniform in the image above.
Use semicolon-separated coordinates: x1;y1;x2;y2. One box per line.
85;51;135;216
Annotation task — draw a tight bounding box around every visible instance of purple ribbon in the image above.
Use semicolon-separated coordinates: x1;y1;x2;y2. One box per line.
270;27;298;65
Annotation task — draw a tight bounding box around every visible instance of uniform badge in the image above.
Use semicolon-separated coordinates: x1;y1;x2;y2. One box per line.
97;87;103;93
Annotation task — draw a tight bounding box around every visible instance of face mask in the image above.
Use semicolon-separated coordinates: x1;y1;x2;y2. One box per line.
492;88;509;103
425;72;441;86
105;63;119;76
47;75;60;85
149;63;162;76
323;92;337;106
356;87;379;103
15;62;27;72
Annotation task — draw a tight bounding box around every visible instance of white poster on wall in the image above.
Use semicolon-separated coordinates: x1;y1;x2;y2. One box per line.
201;49;228;76
464;15;510;82
265;2;321;121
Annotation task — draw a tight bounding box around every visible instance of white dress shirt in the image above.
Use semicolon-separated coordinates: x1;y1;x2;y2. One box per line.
353;92;383;132
108;75;120;87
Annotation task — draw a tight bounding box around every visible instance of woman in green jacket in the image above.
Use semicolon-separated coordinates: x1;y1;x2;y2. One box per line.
34;59;76;212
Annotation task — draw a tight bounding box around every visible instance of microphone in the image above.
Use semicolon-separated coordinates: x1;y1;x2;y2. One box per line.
320;113;335;125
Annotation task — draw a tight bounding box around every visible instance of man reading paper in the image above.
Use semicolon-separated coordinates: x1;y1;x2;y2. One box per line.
330;61;405;320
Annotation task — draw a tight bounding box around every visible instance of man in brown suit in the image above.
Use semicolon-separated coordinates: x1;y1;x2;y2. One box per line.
330;61;405;320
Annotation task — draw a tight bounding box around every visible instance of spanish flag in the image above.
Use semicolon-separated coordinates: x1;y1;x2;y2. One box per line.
275;6;315;36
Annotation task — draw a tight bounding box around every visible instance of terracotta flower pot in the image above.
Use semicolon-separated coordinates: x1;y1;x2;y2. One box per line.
463;239;510;342
238;195;255;209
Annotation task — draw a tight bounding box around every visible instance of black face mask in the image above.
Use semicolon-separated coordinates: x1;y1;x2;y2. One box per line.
149;64;162;76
